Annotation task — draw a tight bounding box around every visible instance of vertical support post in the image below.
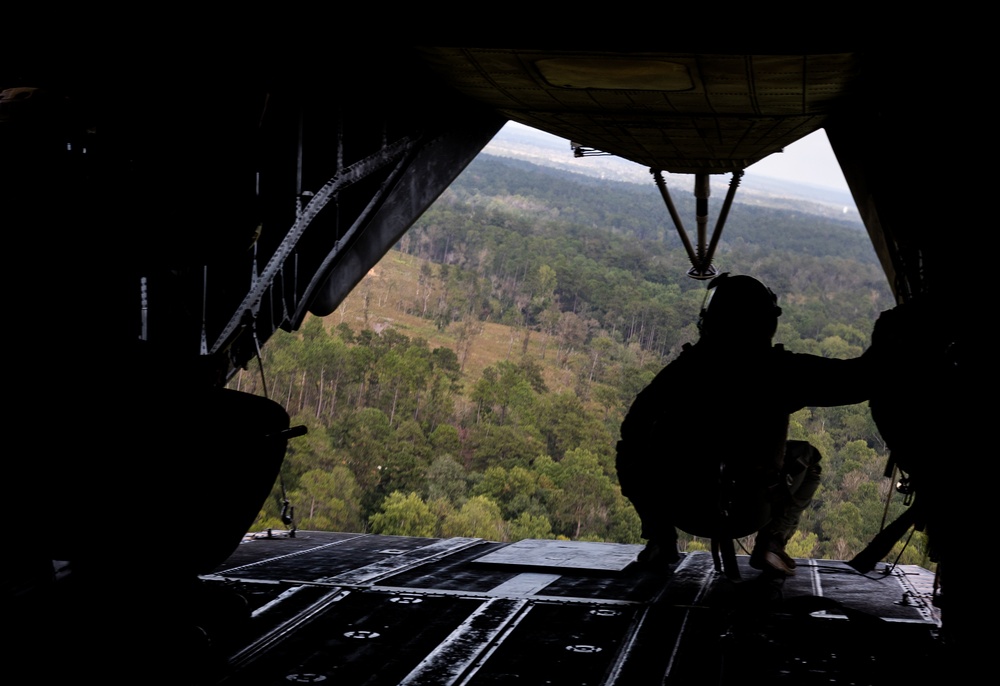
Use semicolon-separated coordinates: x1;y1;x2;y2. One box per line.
694;173;710;266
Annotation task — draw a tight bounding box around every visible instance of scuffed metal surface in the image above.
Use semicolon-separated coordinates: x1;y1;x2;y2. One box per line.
206;532;943;685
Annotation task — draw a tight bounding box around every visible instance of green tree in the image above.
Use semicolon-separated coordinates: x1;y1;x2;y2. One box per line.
281;411;339;478
606;494;644;544
784;530;819;559
532;391;613;465
369;491;437;537
330;407;393;514
471;360;536;426
441;495;507;540
507;512;555;541
419;367;458;432
817;335;862;360
429;423;461;457
820;501;865;560
289;467;364;532
380;419;432;499
472;465;549;520
543;447;617;540
424;455;470;505
468;423;545;471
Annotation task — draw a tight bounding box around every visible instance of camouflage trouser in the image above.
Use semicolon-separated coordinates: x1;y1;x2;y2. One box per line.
758;440;823;545
616;438;822;544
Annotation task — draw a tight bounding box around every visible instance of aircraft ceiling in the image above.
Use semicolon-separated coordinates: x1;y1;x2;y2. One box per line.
410;46;864;175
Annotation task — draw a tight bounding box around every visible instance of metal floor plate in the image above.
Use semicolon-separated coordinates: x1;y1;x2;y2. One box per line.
472;539;645;572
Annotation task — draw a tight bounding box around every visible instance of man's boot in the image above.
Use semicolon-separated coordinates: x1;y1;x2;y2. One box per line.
750;535;796;575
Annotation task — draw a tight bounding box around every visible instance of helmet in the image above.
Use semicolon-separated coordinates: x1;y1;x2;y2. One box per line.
698;273;782;341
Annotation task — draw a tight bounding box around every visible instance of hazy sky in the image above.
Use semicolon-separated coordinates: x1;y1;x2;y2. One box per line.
490;122;850;194
746;129;849;192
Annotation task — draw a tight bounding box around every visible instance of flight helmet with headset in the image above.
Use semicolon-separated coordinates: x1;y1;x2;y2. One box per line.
697;272;782;342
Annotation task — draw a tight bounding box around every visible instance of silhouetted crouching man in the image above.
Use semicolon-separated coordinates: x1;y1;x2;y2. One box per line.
616;274;878;575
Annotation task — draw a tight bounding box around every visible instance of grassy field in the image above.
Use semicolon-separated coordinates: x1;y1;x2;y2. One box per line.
320;249;581;398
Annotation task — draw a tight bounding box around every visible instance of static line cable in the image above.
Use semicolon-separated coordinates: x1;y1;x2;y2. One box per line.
880;525;916;575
